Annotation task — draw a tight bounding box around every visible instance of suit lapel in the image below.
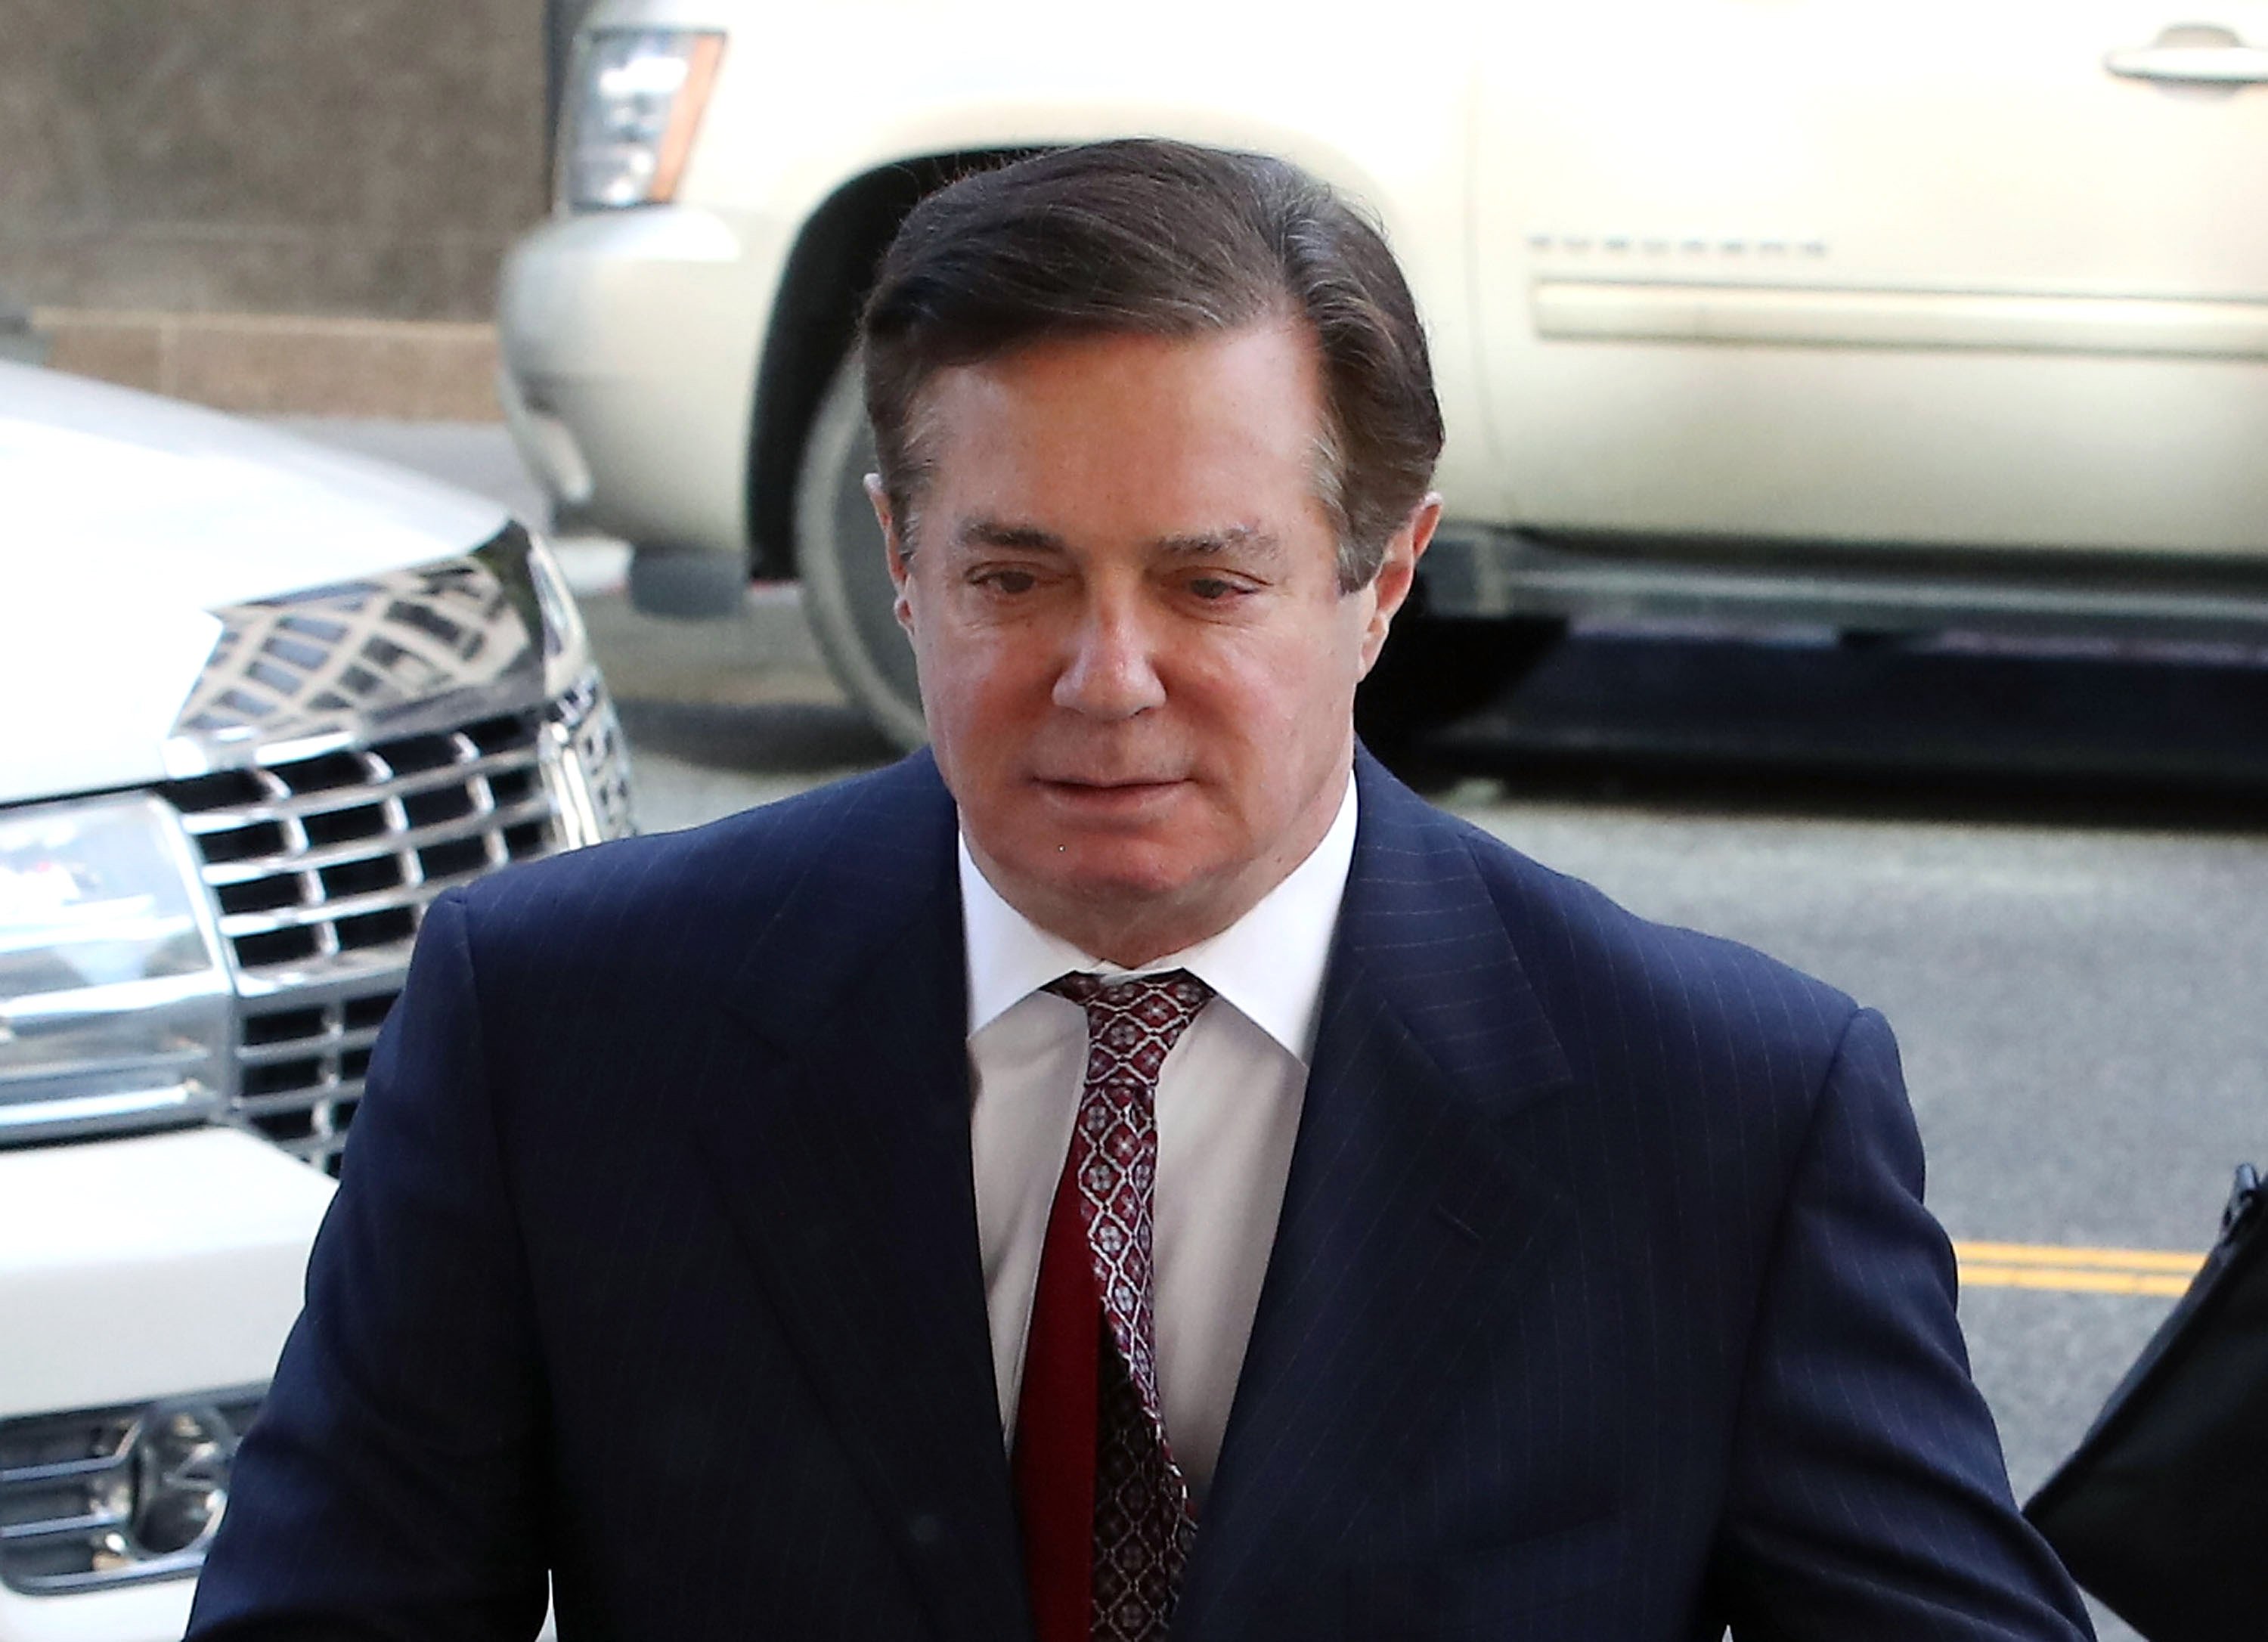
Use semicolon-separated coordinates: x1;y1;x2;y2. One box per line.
1176;755;1578;1635
667;751;1581;1639
686;757;1030;1642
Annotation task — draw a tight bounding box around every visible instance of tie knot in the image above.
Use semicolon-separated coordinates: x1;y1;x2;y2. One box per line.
1045;968;1214;1034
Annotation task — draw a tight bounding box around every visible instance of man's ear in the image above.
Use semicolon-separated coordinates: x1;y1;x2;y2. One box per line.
1357;493;1441;677
866;474;915;635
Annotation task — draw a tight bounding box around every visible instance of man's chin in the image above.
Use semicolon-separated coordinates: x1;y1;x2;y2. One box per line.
1030;840;1199;900
996;833;1220;924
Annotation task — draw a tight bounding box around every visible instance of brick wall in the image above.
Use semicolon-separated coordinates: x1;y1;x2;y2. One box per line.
0;0;550;416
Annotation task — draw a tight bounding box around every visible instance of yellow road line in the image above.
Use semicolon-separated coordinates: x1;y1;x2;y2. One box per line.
1952;1240;2204;1297
1954;1241;2204;1273
1960;1265;2193;1297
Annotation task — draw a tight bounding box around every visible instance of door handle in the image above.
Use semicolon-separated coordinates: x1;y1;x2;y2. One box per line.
2106;37;2268;84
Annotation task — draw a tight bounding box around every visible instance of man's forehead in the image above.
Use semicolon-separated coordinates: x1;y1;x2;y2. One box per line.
895;321;1341;565
911;322;1322;441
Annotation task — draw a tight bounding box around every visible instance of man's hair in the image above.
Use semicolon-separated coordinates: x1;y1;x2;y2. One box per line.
859;138;1444;591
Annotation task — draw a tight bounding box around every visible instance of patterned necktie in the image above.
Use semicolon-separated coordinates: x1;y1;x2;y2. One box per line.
1015;970;1214;1642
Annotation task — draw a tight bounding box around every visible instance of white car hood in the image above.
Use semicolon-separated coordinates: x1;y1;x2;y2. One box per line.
0;362;513;807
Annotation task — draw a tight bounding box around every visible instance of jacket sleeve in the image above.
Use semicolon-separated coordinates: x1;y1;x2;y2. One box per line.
187;891;550;1642
1712;1006;2095;1641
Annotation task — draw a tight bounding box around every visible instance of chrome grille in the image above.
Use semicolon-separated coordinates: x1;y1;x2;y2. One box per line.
161;682;631;1173
0;1390;264;1594
558;671;635;841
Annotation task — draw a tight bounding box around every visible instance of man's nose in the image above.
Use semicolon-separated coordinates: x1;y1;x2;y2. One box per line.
1052;598;1167;720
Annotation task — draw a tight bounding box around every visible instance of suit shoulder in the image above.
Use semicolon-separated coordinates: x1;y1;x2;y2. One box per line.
441;755;950;971
1440;806;1863;1070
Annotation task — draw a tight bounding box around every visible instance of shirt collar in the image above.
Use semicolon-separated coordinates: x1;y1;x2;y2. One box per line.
959;770;1358;1065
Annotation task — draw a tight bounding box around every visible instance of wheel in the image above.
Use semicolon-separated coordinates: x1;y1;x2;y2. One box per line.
796;353;928;750
1356;610;1566;767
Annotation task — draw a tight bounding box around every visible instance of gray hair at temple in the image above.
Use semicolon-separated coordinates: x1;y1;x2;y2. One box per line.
858;138;1444;592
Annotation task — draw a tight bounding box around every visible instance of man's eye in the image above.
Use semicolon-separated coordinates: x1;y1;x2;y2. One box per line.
1187;577;1244;601
978;569;1039;594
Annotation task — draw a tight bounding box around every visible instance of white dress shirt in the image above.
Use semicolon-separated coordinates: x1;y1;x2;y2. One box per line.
959;774;1358;1502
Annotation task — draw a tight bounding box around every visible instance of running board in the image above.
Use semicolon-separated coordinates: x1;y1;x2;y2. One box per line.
1421;530;2268;643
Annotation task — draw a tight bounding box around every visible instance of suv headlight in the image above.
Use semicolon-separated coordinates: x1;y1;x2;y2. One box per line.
0;796;231;1146
558;29;726;211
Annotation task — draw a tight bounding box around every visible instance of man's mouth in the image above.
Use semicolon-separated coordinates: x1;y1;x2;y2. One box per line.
1033;775;1188;813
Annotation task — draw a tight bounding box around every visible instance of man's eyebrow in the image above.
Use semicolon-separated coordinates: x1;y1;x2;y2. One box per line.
951;519;1284;560
1149;524;1282;560
954;518;1068;553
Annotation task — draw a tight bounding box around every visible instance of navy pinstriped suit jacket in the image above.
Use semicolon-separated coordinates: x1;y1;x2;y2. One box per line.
189;750;2093;1641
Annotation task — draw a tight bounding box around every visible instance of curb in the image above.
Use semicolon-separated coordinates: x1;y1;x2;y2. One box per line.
33;308;503;421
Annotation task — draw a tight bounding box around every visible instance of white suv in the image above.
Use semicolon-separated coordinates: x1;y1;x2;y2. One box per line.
0;361;633;1642
499;0;2268;748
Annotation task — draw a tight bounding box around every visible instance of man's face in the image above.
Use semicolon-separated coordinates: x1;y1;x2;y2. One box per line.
876;321;1435;965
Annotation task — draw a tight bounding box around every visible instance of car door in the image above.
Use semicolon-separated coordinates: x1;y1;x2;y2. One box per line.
1470;1;2268;565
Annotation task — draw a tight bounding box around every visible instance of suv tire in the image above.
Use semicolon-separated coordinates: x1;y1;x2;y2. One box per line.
796;353;928;750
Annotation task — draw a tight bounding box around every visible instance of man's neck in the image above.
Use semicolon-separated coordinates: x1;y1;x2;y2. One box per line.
957;773;1361;1054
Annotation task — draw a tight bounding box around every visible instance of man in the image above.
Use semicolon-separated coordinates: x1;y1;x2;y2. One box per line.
191;141;2093;1640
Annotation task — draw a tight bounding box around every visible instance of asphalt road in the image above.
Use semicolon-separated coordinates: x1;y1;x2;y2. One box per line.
288;418;2268;1640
